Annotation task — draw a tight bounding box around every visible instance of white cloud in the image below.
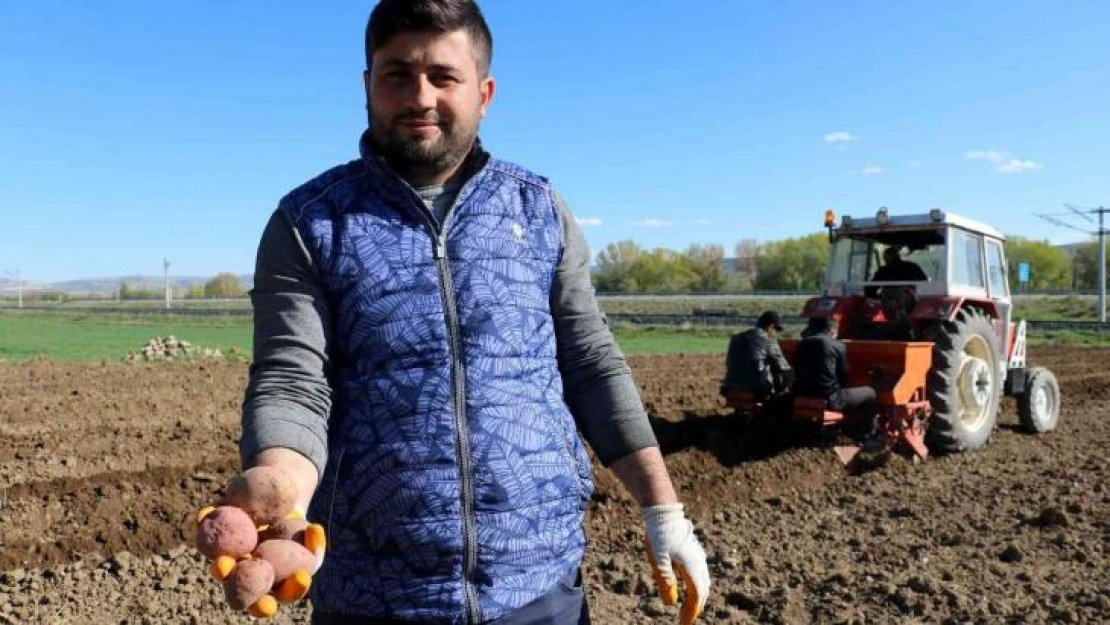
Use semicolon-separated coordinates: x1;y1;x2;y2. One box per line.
861;165;884;176
825;131;857;143
996;159;1042;173
637;218;672;228
695;219;711;226
966;149;1042;173
575;217;603;227
966;149;1007;163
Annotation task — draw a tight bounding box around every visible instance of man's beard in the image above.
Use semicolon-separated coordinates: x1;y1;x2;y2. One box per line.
371;112;477;182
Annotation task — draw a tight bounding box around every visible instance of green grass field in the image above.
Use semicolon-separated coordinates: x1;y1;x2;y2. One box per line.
0;311;746;362
2;307;1107;362
0;312;252;362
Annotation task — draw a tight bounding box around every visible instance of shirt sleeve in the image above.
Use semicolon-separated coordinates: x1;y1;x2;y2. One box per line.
767;338;792;374
549;191;659;465
240;208;334;478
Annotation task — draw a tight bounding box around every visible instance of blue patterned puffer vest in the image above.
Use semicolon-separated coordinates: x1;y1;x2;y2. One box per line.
285;133;594;624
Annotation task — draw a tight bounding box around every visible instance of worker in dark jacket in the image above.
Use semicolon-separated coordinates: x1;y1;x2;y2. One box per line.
866;246;928;298
792;317;877;428
721;311;794;405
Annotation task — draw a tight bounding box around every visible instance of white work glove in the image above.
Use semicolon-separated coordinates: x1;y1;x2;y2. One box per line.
643;503;711;625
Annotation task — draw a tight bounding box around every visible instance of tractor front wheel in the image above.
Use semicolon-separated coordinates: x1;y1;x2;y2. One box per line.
1018;367;1061;433
924;309;1002;454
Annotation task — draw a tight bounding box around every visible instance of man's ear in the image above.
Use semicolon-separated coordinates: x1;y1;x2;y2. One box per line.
478;75;496;117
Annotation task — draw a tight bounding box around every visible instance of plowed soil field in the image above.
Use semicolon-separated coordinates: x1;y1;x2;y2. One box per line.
1;346;1108;624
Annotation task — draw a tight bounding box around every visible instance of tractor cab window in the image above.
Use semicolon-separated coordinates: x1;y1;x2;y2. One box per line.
986;239;1008;297
901;246;945;281
827;238;875;284
952;228;986;289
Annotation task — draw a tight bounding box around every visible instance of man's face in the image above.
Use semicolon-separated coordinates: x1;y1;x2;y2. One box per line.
884;248;900;265
365;29;494;184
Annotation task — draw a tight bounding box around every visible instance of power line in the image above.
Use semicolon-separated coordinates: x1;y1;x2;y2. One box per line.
1036;213;1092;235
1066;204;1095;223
1066;202;1101;212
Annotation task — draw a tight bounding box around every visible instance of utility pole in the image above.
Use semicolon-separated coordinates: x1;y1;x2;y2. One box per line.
1099;210;1107;322
164;258;171;310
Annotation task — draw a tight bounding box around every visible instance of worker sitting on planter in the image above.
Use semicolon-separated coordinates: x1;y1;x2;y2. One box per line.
721;310;794;415
792;316;878;435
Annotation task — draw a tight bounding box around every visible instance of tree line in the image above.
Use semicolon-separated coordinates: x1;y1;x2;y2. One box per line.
117;273;246;300
87;237;1108;300
592;234;1108;294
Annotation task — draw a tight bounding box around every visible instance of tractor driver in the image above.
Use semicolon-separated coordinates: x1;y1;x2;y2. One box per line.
721;310;794;409
792;316;878;435
866;246;928;298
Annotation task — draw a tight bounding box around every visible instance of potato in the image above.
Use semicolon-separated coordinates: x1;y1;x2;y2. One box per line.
259;517;309;543
223;558;275;611
253;539;318;582
254;537;319;581
220;466;298;526
194;506;258;560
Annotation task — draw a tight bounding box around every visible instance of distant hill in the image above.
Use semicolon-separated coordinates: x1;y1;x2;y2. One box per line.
4;274;254;295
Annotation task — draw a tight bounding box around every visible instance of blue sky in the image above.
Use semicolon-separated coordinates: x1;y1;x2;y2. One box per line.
2;1;1108;283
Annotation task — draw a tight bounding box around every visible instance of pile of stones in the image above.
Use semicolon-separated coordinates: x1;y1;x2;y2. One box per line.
122;336;231;363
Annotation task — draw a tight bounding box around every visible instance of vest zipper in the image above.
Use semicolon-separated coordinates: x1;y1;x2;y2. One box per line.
384;161;487;625
430;232;481;625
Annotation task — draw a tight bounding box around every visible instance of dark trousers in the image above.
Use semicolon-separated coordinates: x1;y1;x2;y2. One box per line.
830;386;879;435
312;570;590;625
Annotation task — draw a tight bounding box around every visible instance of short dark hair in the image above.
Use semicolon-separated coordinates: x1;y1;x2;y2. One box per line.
757;310;784;332
801;316;832;339
366;0;493;76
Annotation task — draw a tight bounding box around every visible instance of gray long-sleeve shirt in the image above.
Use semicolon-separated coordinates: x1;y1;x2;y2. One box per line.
240;188;657;478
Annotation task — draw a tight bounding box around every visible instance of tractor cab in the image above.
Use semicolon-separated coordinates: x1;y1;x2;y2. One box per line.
805;208;1012;347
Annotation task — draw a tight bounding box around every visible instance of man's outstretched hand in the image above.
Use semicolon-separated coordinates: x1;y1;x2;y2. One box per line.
643;503;711;625
193;466;326;618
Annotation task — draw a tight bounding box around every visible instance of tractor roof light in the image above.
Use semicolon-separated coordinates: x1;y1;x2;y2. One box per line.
929;208;944;222
824;209;837;228
876;207;890;226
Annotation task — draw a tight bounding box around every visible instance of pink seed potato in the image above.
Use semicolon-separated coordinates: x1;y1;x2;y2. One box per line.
253;539;318;581
223;558;275;611
259;517;309;543
220;466;299;526
195;506;258;560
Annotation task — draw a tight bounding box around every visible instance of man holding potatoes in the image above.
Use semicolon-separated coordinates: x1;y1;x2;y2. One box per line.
197;1;711;623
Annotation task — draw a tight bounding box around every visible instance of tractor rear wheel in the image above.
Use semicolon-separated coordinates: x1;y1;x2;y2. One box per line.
924;309;1002;453
1018;367;1060;433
